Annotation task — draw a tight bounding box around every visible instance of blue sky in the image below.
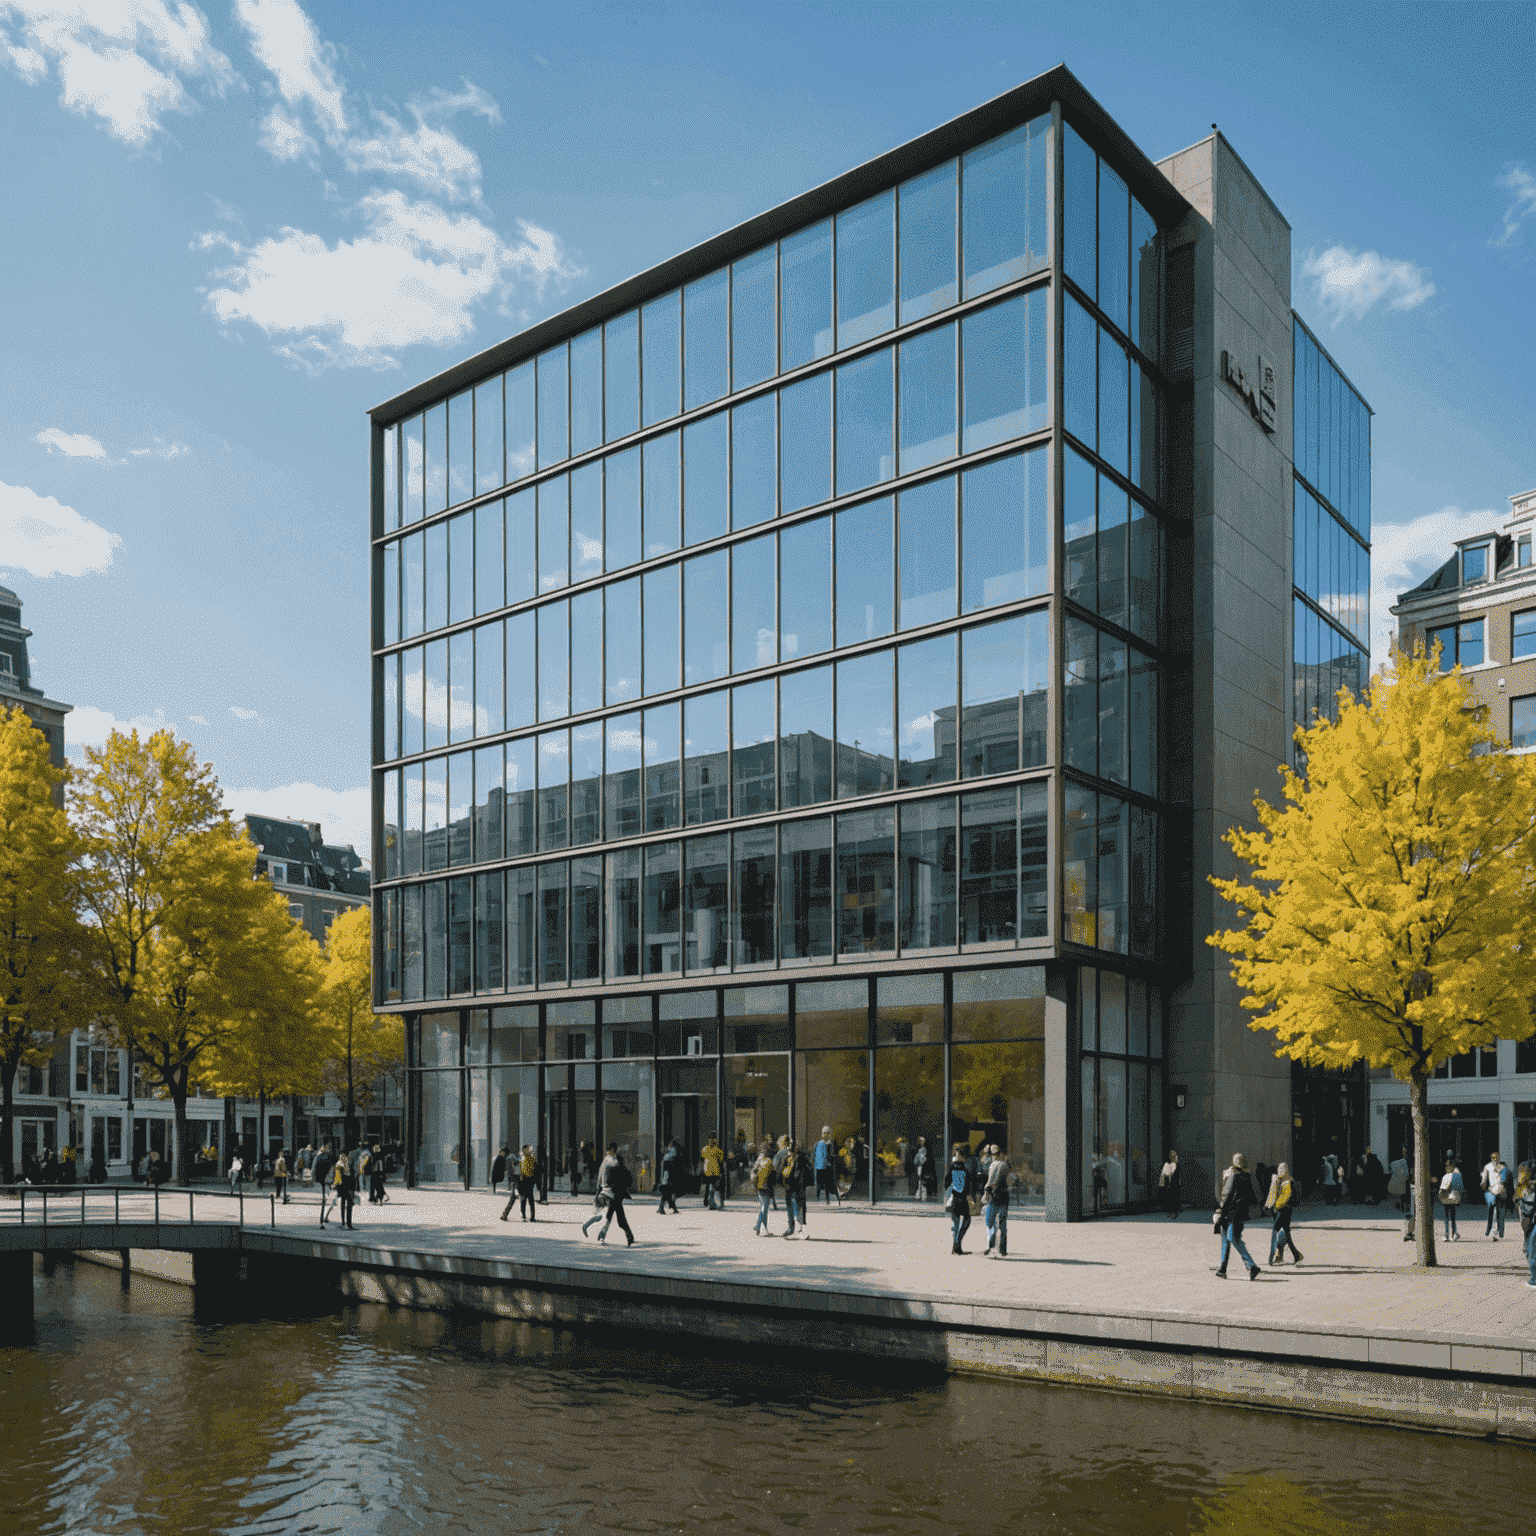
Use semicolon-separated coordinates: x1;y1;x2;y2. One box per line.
2;1;1531;855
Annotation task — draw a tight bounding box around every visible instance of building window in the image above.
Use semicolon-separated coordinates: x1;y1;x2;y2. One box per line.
1519;535;1532;569
1511;696;1536;749
1461;545;1487;585
1435;1047;1497;1079
270;861;288;884
288;903;304;921
1427;619;1483;670
1513;611;1536;660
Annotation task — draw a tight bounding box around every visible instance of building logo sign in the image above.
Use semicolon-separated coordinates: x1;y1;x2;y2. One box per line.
1222;350;1276;433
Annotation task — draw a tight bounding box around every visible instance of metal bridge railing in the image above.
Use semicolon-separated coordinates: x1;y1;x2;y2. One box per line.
0;1183;276;1236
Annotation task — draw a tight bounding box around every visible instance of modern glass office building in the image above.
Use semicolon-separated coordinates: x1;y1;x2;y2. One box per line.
368;66;1370;1214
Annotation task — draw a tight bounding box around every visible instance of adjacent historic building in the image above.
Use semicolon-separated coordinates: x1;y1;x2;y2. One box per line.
244;812;371;947
367;66;1372;1212
0;582;71;782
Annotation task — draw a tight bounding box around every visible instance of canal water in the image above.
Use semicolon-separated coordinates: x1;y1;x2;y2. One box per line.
2;1257;1530;1534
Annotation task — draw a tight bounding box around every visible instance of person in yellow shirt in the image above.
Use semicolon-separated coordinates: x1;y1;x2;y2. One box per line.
1264;1161;1304;1266
700;1134;726;1210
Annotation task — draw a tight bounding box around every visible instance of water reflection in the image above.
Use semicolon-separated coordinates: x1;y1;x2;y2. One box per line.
3;1258;1529;1535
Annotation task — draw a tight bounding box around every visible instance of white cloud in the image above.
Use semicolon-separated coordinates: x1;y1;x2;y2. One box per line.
0;480;122;577
228;704;260;720
35;426;107;458
188;713;209;725
67;704;172;751
1494;162;1536;248
343;80;500;204
200;190;579;369
0;1;236;148
233;0;346;147
224;781;371;858
1301;246;1435;326
1369;503;1504;662
257;101;315;161
129;437;190;459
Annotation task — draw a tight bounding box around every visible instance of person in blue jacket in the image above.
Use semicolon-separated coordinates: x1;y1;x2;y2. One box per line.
947;1147;971;1255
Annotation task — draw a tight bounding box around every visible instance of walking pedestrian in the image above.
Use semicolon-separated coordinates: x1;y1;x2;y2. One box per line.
814;1126;840;1204
913;1137;932;1201
510;1145;538;1220
945;1148;971;1255
1159;1149;1182;1218
700;1134;726;1210
1214;1152;1261;1280
656;1138;680;1213
1516;1161;1536;1289
313;1141;337;1226
274;1149;290;1205
490;1146;508;1194
1263;1161;1303;1265
368;1143;389;1203
1482;1151;1507;1240
1320;1153;1338;1206
1439;1155;1463;1241
335;1152;358;1230
590;1144;636;1245
983;1151;1011;1257
229;1153;244;1194
751;1138;775;1236
581;1144;618;1237
569;1144;584;1200
1388;1151;1410;1213
776;1136;808;1237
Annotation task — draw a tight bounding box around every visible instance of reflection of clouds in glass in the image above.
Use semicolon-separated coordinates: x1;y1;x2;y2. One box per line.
449;680;474;734
420;676;449;728
475;704;491;734
406;436;424;498
575;531;603;569
403;664;424;716
902;711;937;750
607;727;643;752
403;772;424;818
540;735;568;763
755;627;775;666
507;756;529;789
509;443;535;478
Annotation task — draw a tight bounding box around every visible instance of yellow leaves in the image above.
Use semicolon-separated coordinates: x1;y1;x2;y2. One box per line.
1210;649;1536;1080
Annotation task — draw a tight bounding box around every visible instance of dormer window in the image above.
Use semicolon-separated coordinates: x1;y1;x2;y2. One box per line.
1520;535;1532;569
1461;544;1488;584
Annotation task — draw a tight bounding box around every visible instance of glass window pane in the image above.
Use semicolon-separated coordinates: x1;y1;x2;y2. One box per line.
538;600;568;721
898;798;956;952
447;750;472;866
780;372;832;514
642;290;681;427
402;760;422;875
425;521;447;632
569;853;601;981
1130;646;1156;797
571;588;602;716
475;499;502;616
506;487;535;604
1097;793;1129;955
835;496;893;648
1065;448;1095;612
780;516;832;661
605;446;641;572
605;576;641;706
1129;502;1158;643
401;647;423;757
474;871;503;992
643;431;680;557
1099;330;1130;475
644;841;681;975
1098;474;1128;629
474;376;503;495
474;620;503;738
423;881;447;999
779;817;832;961
684;689;728;827
684;833;729;973
571;724;602;850
506;362;535;481
1098;162;1129;332
835;348;895;497
384;652;400;761
538;473;568;592
731;395;776;529
423;755;447;871
684;549;729;685
570;327;603;456
1021;781;1047;938
1064;617;1097;774
897;634;956;788
781;219;833;371
643;564;680;696
1100;636;1127;785
684;269;729;411
383;540;399;643
473;743;502;863
779;664;832;808
962;124;1030;299
1063;124;1096;299
898;323;956;475
449;874;473;993
448;630;474;745
424;638;448;750
1099;969;1127;1053
505;611;534;728
383;422;399;531
537;729;569;851
898;475;956;629
1131;363;1158;499
731;678;776;816
683;412;728;547
403;530;424;636
644;702;680;832
962;615;1032;779
962;447;1046;612
961;785;1017;945
1131;199;1159;363
538;861;567;985
1065;294;1097;450
731;531;777;673
836;650;894;799
836;189;895;349
504;736;534;857
604;848;641;979
1511;695;1536;749
605;311;639;443
604;712;641;841
571;462;603;583
424;400;447;513
899;159;957;325
732;244;777;390
537;344;568;469
837;806;895;956
402;413;426;525
731;826;776;969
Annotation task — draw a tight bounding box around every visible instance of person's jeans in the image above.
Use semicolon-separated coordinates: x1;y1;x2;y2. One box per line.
989;1202;1008;1255
703;1176;721;1209
983;1201;997;1243
657;1183;678;1213
1444;1202;1458;1238
785;1193;803;1232
755;1191;771;1232
582;1199;607;1236
951;1208;971;1248
601;1197;634;1243
1269;1213;1300;1261
1486;1193;1505;1237
1220;1221;1256;1272
275;1176;288;1204
1525;1223;1536;1283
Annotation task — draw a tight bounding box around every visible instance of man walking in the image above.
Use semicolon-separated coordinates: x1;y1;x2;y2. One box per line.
776;1137;808;1237
313;1141;338;1227
274;1148;290;1205
656;1138;680;1213
1215;1152;1261;1279
586;1143;636;1245
1483;1151;1507;1240
700;1134;726;1210
983;1151;1011;1257
368;1143;389;1204
813;1127;840;1205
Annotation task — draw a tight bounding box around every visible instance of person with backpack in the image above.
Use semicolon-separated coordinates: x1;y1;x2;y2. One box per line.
1263;1161;1303;1266
776;1136;808;1237
1515;1161;1536;1289
656;1139;681;1213
497;1145;538;1221
750;1138;776;1236
945;1148;971;1254
983;1151;1011;1257
1214;1151;1261;1280
1438;1155;1464;1241
1482;1151;1506;1240
490;1146;508;1194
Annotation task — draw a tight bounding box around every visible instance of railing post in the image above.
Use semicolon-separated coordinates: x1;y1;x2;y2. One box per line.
189;1190;194;1226
270;1193;275;1228
19;1187;25;1226
41;1188;47;1242
239;1190;244;1229
154;1183;159;1235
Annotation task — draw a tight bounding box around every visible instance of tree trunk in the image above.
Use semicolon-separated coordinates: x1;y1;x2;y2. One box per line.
1409;1070;1437;1267
258;1087;266;1174
0;1058;15;1184
346;1011;356;1149
172;1083;190;1187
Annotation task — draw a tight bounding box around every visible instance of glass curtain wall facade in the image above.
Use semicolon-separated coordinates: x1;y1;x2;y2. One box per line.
1292;316;1370;761
373;85;1175;1214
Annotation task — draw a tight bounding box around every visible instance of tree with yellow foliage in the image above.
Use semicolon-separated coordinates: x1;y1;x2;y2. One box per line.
317;906;400;1145
0;707;83;1183
1210;649;1536;1265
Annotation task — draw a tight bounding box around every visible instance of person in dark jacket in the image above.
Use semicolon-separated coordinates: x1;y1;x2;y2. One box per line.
595;1145;636;1246
335;1152;359;1230
656;1139;681;1213
490;1146;508;1194
1158;1150;1182;1218
313;1142;338;1227
1215;1152;1261;1279
775;1136;809;1237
